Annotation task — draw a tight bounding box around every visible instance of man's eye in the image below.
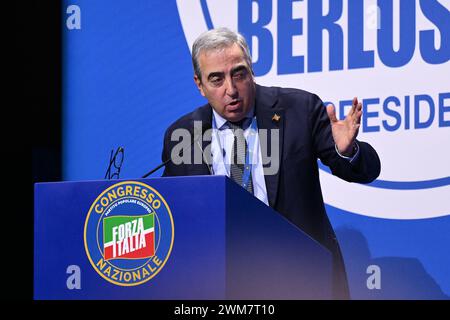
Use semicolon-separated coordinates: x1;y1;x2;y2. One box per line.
210;78;223;85
233;71;247;80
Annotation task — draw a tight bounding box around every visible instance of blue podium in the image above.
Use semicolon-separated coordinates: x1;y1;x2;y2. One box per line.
34;176;332;299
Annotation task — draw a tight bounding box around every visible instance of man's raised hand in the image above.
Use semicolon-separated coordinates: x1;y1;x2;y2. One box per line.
326;97;362;157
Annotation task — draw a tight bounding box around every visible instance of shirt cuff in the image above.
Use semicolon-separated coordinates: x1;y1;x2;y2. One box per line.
335;142;360;163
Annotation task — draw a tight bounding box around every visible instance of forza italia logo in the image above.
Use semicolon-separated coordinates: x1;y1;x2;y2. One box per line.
84;181;174;286
103;214;155;260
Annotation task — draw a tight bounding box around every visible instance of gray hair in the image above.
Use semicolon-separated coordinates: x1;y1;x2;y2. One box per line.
192;27;253;81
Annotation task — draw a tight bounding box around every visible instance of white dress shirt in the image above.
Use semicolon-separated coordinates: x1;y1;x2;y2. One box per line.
210;108;270;206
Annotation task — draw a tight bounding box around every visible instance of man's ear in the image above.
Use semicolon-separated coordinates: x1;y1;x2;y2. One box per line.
194;74;205;97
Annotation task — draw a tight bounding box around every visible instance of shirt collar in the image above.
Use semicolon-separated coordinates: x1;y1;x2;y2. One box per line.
212;106;255;130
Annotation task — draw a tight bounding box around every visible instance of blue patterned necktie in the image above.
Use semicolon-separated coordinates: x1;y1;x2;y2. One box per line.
227;120;254;194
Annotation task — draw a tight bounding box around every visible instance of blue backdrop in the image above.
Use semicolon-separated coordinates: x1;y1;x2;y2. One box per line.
62;0;450;299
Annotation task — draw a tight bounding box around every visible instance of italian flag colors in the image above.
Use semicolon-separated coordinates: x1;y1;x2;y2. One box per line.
103;214;155;260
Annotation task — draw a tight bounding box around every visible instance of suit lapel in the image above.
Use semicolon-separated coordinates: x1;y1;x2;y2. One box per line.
189;104;213;175
255;85;284;208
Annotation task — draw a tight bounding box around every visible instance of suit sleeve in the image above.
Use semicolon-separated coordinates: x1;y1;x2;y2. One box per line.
309;94;381;184
161;127;173;177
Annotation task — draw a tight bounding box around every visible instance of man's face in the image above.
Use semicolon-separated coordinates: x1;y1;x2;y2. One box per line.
194;43;255;122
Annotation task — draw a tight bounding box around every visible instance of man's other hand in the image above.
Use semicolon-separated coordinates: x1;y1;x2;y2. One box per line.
326;97;362;157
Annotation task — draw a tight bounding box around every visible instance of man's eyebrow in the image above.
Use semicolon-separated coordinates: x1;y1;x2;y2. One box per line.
231;65;248;74
207;65;248;80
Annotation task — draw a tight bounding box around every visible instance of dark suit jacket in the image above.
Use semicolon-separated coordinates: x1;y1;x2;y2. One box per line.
162;84;381;299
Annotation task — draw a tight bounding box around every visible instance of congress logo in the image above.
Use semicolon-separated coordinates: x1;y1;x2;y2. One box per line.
84;181;174;286
176;0;450;219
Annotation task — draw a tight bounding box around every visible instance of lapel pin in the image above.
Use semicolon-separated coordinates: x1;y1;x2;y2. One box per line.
272;113;281;123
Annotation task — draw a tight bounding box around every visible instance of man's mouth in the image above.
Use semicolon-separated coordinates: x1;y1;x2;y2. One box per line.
227;99;242;109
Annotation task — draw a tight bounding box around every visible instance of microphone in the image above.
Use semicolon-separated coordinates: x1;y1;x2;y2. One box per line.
142;122;212;178
141;157;171;178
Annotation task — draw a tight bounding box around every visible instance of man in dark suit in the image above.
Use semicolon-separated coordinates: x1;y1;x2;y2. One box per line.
162;28;381;299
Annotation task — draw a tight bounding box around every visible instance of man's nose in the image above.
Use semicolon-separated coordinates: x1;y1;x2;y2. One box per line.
225;77;238;97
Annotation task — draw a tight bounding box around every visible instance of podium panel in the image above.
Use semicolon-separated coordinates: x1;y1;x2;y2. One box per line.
34;176;332;299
